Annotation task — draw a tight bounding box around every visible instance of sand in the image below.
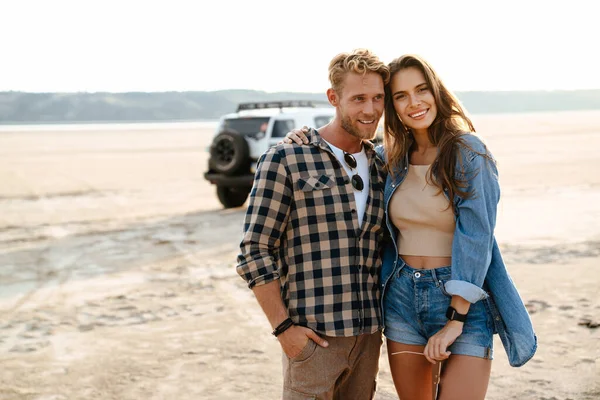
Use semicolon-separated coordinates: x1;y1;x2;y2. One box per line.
0;111;599;399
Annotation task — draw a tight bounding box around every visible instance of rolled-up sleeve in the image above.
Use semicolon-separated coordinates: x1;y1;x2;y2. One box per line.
446;143;500;303
236;148;293;288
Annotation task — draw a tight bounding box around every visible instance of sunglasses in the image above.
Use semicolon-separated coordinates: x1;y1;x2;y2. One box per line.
343;152;364;191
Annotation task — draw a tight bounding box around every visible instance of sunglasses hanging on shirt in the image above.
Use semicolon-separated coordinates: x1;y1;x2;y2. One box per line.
343;152;364;192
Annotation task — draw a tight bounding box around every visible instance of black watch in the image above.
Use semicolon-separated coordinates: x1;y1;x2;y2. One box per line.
446;306;467;322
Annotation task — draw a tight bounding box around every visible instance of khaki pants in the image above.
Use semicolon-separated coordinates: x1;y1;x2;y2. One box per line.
282;330;383;400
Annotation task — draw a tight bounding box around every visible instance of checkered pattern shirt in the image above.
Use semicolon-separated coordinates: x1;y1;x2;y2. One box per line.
236;129;387;337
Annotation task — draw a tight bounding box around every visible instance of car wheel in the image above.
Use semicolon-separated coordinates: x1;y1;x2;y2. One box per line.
209;130;250;175
216;186;250;209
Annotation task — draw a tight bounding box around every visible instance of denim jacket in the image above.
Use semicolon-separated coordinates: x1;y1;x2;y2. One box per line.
376;134;537;367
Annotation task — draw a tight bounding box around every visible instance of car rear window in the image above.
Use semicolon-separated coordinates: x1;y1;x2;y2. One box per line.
314;115;333;128
271;120;295;138
223;117;271;135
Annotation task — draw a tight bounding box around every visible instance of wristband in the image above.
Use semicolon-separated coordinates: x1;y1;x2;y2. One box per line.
272;318;294;337
446;306;467;323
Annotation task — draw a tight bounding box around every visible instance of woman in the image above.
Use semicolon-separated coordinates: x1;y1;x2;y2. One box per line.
284;54;537;399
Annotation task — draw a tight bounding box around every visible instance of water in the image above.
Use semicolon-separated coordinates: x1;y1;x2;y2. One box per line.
0;120;219;133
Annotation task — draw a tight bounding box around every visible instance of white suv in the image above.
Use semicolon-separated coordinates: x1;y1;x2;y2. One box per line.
204;100;335;208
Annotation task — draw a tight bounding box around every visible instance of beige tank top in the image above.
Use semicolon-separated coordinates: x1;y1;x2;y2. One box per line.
389;165;455;257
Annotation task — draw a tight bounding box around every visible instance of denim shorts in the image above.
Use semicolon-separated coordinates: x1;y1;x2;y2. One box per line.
383;258;494;360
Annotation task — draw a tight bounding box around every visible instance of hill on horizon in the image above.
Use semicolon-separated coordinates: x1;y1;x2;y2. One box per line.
1;89;600;124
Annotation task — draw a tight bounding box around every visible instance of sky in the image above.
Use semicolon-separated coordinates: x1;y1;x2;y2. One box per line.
0;0;597;93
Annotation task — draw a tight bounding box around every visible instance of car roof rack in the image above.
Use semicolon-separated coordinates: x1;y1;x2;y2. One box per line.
237;100;330;112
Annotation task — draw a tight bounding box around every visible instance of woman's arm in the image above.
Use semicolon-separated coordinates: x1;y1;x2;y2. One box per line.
445;138;500;303
424;136;500;363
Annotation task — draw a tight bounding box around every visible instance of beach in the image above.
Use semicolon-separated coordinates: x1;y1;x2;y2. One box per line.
0;111;599;399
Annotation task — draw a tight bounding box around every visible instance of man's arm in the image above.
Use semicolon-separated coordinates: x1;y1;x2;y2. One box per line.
252;280;289;329
236;148;291;288
253;281;328;357
236;148;327;357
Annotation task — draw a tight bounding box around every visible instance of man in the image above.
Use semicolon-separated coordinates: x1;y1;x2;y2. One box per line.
236;49;390;399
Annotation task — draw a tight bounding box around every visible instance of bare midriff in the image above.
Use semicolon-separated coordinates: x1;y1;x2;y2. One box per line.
400;255;452;270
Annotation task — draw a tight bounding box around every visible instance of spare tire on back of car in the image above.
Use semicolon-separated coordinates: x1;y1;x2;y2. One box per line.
209;130;250;175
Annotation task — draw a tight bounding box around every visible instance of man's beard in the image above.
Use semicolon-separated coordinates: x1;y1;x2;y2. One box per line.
341;114;378;141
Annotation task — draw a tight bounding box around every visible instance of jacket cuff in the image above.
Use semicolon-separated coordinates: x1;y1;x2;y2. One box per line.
444;280;489;303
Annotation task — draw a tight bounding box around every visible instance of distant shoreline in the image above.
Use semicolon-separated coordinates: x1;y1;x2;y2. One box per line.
0;120;220;132
2;109;600;130
2;89;599;124
0;119;219;126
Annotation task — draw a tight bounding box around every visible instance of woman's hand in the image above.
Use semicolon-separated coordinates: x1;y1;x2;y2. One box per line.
423;320;464;364
282;126;310;144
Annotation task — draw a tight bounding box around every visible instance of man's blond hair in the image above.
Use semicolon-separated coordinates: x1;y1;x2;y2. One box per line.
328;49;390;94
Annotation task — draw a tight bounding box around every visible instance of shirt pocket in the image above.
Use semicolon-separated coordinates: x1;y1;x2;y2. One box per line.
296;175;336;192
295;175;341;224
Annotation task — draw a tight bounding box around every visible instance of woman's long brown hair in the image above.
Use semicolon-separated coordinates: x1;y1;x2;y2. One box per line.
383;54;488;210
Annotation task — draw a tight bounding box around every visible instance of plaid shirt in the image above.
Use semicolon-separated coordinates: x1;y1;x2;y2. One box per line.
236;129;387;337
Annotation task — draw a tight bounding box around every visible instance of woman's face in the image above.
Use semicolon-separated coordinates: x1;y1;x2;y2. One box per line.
390;67;437;135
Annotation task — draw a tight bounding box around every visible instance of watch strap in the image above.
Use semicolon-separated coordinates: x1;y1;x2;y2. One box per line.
446;306;467;322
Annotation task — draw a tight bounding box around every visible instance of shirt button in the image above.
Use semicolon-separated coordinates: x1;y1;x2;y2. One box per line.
315;182;321;188
351;209;356;214
392;184;395;188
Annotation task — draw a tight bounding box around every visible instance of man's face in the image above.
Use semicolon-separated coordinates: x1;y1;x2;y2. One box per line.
334;72;385;141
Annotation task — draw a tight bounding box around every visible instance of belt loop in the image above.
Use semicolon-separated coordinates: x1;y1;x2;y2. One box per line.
395;257;405;277
430;268;438;285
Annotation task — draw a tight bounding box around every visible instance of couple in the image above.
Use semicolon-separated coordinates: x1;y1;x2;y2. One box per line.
236;49;537;400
